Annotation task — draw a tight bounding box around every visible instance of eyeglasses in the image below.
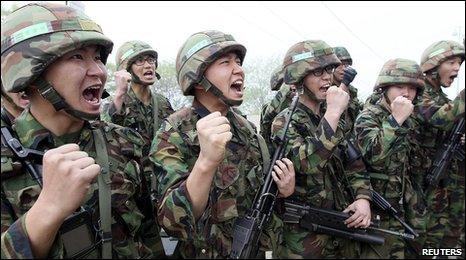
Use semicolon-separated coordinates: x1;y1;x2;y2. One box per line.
134;56;156;66
311;65;335;77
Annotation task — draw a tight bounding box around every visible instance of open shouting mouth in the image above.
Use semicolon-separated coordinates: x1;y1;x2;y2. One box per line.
81;84;102;110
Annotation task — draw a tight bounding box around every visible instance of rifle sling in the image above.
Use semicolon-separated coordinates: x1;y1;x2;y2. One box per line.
92;129;113;259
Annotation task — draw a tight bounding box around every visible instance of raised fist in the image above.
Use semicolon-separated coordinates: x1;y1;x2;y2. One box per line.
326;85;350;116
39;144;100;219
114;70;132;97
342;67;357;87
391;96;414;125
196;112;232;167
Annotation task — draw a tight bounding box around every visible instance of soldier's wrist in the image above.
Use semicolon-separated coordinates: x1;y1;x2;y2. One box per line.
28;197;67;229
388;114;402;127
197;153;220;173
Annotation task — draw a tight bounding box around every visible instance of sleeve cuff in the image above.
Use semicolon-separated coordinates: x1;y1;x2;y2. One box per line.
1;214;34;258
319;117;345;147
178;181;211;237
355;189;372;202
387;114;401;128
385;115;409;136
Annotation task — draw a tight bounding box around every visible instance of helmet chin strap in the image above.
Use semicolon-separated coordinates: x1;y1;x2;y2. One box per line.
300;83;320;103
199;76;243;107
34;77;100;121
427;70;443;87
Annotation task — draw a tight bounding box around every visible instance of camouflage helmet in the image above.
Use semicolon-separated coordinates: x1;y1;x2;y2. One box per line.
176;30;246;96
420;40;465;73
283;40;341;85
333;46;352;64
374;58;424;91
1;2;113;93
115;40;158;71
270;66;284;91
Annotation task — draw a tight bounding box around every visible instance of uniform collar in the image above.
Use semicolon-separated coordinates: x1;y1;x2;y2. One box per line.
424;80;449;101
14;108;89;150
192;99;255;147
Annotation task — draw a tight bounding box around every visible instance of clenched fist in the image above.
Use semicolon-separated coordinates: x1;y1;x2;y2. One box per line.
39;144;100;219
114;70;132;96
197;111;232;167
342;67;357;87
326;85;350;116
391;96;414;125
112;70;132;111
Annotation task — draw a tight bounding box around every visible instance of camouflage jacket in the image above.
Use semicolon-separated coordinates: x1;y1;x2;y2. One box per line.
416;82;464;186
417;84;464;135
343;84;363;136
417;82;455;153
260;84;295;149
101;86;174;146
271;102;371;209
270;102;371;257
150;100;283;258
1;109;164;258
354;97;427;224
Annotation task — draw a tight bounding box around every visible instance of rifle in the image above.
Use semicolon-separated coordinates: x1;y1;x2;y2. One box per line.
1;125;44;186
424;117;465;193
282;199;416;246
229;94;299;259
371;190;418;238
339;139;418;240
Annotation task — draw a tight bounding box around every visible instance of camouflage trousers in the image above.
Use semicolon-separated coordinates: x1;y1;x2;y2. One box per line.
424;170;465;250
278;224;361;259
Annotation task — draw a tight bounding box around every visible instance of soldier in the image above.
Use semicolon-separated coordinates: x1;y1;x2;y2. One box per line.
260;66;296;149
271;40;372;258
101;40;174;145
1;3;164;258
419;40;465;250
150;30;296;258
354;59;428;258
332;46;362;135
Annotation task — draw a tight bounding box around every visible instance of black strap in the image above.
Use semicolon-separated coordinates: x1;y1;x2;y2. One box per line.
1;108;13;128
1;188;18;221
1;125;44;186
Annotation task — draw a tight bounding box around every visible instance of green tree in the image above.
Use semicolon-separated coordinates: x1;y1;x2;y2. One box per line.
240;55;281;115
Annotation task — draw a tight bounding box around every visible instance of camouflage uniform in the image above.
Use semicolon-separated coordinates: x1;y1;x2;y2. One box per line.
333;47;363;136
354;59;428;258
260;83;295;149
151;30;284;258
101;40;174;146
272;40;372;258
418;40;465;250
1;110;165;258
1;3;164;258
152;101;283;258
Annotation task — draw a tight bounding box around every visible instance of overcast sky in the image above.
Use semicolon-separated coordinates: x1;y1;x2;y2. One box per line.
4;1;465;101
